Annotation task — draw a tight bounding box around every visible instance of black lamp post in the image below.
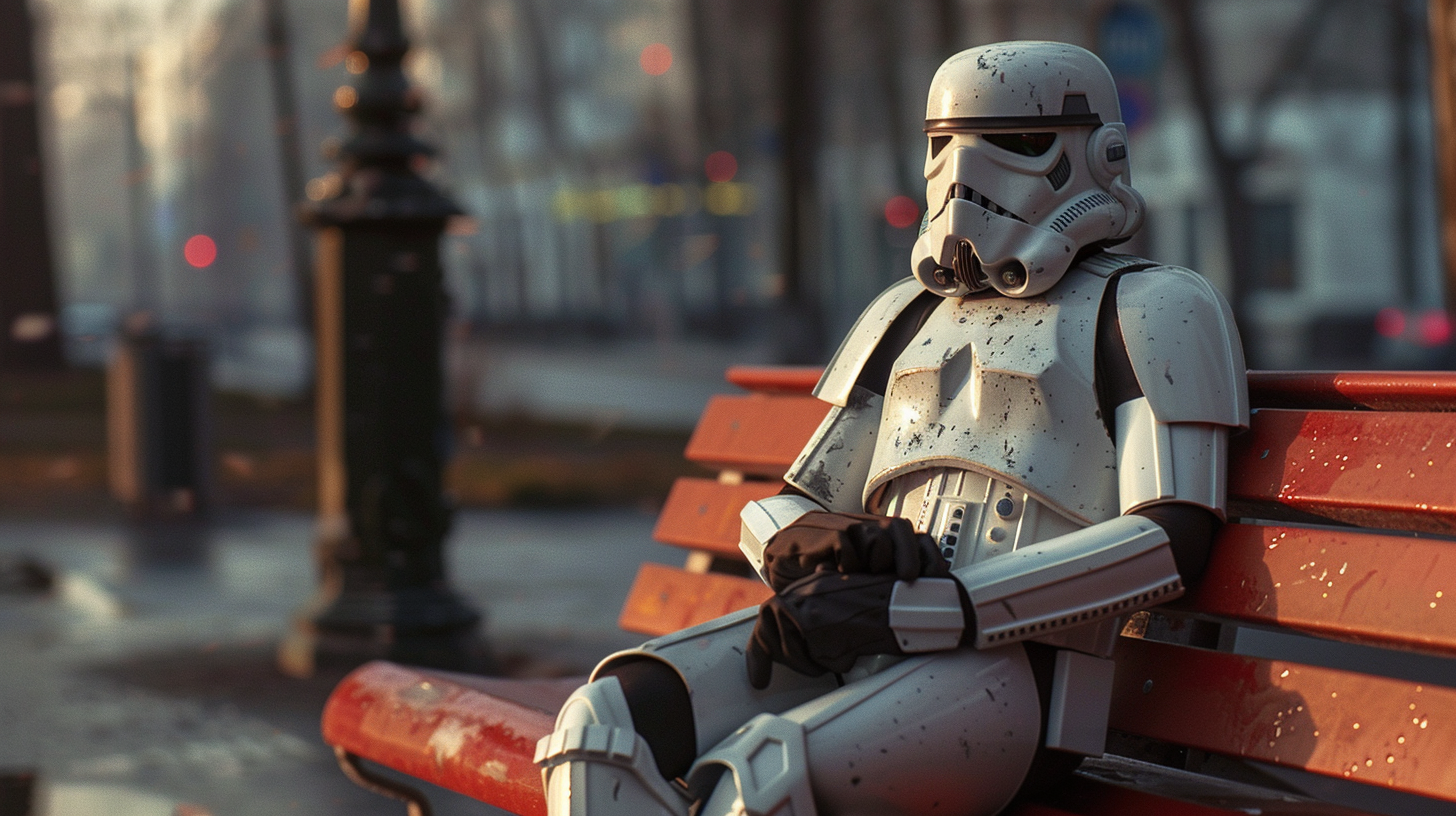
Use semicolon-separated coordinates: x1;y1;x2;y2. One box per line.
279;0;489;677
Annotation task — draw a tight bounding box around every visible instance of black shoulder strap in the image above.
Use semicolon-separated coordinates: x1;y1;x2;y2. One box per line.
852;288;942;397
1093;257;1159;440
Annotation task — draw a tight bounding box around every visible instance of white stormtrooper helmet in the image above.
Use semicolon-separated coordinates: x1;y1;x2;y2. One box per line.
911;42;1147;298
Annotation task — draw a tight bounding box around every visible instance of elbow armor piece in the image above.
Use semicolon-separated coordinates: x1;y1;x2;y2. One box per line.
952;514;1181;648
740;494;826;582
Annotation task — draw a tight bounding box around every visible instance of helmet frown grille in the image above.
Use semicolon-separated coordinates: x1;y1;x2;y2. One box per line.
1049;191;1116;233
1046;153;1071;191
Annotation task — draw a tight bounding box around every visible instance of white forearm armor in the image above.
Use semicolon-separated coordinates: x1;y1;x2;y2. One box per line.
952;514;1180;648
873;401;1230;655
881;514;1181;653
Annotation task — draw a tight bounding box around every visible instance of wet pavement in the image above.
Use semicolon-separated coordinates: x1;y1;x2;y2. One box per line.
0;508;676;816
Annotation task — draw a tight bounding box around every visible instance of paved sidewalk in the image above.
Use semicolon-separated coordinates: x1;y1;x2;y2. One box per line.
0;508;676;816
455;337;779;430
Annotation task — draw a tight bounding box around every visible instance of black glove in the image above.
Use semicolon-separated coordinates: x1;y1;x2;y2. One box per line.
761;512;949;593
746;571;906;689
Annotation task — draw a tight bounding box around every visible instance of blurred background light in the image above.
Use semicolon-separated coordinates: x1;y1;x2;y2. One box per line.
884;195;920;230
1375;307;1407;339
704;151;737;183
1417;309;1453;347
639;42;672;76
184;234;217;268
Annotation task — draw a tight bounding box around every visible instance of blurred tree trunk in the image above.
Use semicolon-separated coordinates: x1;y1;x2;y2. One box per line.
935;0;963;54
688;0;729;334
263;0;314;351
869;1;918;201
777;0;825;362
516;0;585;319
1166;0;1344;368
465;0;526;320
1392;0;1417;304
0;0;65;370
122;53;153;316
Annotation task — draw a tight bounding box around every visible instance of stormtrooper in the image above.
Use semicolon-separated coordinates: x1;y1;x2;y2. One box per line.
536;41;1247;816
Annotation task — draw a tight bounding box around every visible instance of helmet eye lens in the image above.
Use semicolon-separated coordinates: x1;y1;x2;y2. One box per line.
982;132;1056;157
930;135;952;158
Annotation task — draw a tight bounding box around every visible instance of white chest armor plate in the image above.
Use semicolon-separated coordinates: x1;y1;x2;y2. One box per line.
865;266;1118;530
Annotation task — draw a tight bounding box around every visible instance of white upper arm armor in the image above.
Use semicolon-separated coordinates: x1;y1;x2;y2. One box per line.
1116;267;1249;429
1115;398;1228;518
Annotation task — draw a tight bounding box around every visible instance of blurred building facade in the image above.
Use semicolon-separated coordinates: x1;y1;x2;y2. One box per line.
33;0;1451;400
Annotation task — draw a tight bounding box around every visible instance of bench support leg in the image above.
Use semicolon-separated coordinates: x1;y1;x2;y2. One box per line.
334;746;433;816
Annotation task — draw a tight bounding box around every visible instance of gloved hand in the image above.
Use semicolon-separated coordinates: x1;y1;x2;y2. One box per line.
761;512;948;593
746;571;903;689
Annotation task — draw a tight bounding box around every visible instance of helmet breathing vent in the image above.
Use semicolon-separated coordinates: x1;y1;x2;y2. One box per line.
1049;191;1116;233
1046;153;1071;191
952;240;988;291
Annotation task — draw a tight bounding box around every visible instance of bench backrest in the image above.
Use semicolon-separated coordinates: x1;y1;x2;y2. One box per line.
629;368;1456;808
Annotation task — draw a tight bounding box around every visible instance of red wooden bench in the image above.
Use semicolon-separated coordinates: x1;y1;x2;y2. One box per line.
321;367;1456;816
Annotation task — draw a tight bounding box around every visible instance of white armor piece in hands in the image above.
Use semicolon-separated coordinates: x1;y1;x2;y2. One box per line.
537;41;1249;816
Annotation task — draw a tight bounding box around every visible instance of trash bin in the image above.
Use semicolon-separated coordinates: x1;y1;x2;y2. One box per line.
106;331;211;517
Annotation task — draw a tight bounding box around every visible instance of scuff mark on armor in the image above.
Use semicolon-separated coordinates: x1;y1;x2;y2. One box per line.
800;462;836;504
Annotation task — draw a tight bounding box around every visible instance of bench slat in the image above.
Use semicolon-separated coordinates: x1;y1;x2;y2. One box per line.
1228;408;1456;534
322;661;562;816
1185;523;1456;656
725;365;822;395
723;368;1456;410
653;477;780;557
1024;762;1376;815
684;394;830;477
1110;637;1456;802
618;562;772;636
1249;371;1456;412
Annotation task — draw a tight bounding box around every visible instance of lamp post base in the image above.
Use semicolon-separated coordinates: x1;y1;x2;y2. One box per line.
278;585;493;679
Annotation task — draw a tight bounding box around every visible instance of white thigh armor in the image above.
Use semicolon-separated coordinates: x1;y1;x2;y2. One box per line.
594;610;836;755
690;647;1040;816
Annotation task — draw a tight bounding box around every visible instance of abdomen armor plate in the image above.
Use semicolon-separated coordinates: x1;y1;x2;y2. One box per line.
871;467;1082;570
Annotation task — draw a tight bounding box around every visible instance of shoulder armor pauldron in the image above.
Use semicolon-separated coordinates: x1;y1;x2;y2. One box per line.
1115;266;1249;428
